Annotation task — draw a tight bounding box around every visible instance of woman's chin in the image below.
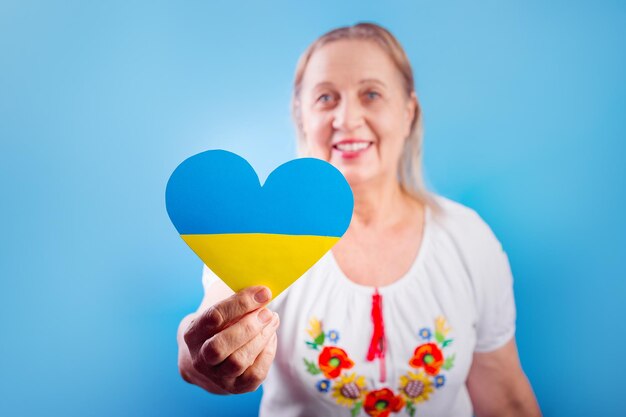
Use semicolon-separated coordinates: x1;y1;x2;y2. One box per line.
340;170;377;191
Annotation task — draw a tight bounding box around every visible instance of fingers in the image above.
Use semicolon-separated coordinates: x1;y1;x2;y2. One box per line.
200;309;277;367
213;312;280;377
185;286;271;350
181;285;279;394
232;332;279;393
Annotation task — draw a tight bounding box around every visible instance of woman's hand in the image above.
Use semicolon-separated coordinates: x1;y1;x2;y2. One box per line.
179;285;280;394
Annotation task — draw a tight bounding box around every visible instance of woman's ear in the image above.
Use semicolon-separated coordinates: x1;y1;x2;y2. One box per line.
407;91;418;122
294;98;304;132
293;99;309;157
405;91;419;137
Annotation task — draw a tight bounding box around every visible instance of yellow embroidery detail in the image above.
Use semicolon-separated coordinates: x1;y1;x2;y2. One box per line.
307;317;323;340
332;372;367;407
435;316;451;337
399;371;434;404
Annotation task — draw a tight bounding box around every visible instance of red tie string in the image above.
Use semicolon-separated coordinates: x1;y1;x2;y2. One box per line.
366;288;386;383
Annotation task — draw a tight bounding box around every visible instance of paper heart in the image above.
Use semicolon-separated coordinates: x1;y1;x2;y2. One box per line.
166;150;353;298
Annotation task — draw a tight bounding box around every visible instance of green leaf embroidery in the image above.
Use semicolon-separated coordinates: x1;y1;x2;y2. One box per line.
303;358;321;375
435;331;445;344
406;401;416;417
314;332;325;346
351;401;363;417
442;339;453;348
442;354;456;370
305;341;320;350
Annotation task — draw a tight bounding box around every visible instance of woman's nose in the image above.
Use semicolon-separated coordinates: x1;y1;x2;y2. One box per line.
332;97;364;132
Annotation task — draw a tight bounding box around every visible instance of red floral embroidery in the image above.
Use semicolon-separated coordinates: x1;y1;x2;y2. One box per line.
409;343;444;375
363;388;405;417
318;346;354;379
304;316;455;416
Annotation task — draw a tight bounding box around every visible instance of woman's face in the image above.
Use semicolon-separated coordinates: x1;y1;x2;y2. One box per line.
298;39;416;188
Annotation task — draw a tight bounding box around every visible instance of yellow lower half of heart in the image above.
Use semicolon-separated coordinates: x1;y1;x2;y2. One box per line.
181;233;340;298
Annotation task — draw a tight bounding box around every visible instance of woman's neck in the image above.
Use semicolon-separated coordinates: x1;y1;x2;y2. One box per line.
349;178;413;230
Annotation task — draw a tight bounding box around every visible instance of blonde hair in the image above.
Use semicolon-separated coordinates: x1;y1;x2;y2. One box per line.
291;22;441;214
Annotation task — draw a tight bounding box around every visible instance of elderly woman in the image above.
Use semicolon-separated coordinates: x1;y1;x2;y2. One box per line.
177;23;541;417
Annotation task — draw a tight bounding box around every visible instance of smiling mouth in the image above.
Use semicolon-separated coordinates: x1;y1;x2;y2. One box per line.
332;141;374;157
334;142;371;151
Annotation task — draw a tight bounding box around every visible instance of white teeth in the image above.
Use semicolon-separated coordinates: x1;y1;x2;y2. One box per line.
336;142;370;152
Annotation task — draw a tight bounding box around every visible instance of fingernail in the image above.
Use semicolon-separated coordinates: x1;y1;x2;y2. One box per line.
254;287;271;303
258;308;272;323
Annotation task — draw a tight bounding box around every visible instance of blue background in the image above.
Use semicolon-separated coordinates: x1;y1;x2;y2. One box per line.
1;1;624;416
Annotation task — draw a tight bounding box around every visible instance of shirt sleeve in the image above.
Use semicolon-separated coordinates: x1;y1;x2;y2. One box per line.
201;264;219;291
470;212;517;353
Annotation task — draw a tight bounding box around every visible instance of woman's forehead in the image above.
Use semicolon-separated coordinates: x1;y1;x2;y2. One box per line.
302;39;400;88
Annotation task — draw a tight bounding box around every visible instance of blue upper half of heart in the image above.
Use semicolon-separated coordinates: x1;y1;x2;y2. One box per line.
165;150;354;236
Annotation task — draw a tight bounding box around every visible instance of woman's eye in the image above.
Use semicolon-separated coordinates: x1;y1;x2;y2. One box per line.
365;91;380;100
317;94;333;103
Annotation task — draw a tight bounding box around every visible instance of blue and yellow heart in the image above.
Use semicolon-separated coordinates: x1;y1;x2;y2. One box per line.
166;150;353;298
